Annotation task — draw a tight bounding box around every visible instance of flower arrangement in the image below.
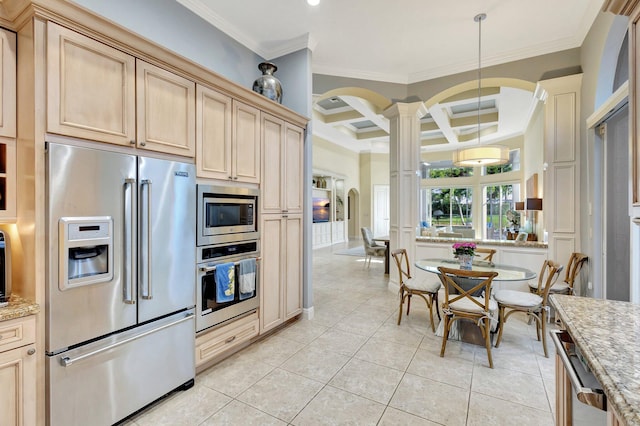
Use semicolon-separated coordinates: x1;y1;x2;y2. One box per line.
452;242;476;258
506;210;520;230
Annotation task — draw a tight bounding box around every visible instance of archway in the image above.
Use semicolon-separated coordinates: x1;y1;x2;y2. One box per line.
347;188;359;240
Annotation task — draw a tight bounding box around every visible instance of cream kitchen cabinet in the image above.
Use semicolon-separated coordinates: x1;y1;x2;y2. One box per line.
259;213;303;333
196;85;260;183
0;316;36;426
195;311;259;371
47;22;136;147
261;113;304;214
0;29;17;220
47;22;195;157
136;59;195;157
0;28;16;139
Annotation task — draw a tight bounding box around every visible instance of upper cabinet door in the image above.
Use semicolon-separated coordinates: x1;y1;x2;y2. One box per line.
284;123;304;213
136;60;196;157
0;28;16;138
233;100;261;183
196;85;232;179
47;22;135;146
261;113;284;213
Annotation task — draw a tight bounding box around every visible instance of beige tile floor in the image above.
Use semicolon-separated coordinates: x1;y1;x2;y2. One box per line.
124;242;557;425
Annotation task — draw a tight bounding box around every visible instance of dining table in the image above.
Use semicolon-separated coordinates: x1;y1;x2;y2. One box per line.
373;236;390;275
415;258;537;344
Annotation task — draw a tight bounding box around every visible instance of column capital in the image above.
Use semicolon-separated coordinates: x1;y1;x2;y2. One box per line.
383;101;428;120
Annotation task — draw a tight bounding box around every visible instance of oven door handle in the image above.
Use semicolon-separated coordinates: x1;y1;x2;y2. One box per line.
550;330;606;410
199;265;217;273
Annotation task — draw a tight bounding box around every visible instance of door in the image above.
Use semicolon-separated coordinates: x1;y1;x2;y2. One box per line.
47;143;137;352
47;23;136;146
260;215;283;332
373;184;390;237
284;215;303;319
603;105;631;301
138;157;196;322
136;60;196;157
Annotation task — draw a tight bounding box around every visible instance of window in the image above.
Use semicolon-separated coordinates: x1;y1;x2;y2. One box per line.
421;187;473;229
485;149;520;175
484;183;521;240
421;160;473;179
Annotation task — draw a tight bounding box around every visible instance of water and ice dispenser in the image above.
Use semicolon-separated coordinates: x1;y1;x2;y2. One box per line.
59;217;113;290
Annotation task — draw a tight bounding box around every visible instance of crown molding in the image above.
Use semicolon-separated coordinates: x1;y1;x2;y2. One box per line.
602;0;640;15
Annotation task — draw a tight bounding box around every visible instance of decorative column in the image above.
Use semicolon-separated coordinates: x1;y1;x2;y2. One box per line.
383;102;428;290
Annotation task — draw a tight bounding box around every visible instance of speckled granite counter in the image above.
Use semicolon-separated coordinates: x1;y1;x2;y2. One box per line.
0;295;39;321
550;294;640;426
416;236;548;249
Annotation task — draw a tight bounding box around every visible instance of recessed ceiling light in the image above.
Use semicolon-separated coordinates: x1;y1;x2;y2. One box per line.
307;0;320;6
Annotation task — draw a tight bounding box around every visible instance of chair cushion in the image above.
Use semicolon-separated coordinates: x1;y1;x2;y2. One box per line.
404;277;440;293
549;282;571;293
366;246;386;256
494;289;542;307
448;296;497;314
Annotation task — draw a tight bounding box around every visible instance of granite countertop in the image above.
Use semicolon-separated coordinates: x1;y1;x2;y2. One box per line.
416;236;548;249
0;295;40;321
550;294;640;425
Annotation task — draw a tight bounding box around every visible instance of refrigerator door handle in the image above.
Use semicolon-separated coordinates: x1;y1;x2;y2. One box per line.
123;178;136;304
59;312;194;367
140;179;153;299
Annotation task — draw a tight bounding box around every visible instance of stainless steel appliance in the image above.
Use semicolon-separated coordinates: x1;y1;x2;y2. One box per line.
0;230;10;306
46;142;196;426
551;329;607;425
196;239;260;332
197;184;258;246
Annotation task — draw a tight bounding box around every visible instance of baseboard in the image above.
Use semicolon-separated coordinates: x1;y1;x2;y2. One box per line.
302;306;314;320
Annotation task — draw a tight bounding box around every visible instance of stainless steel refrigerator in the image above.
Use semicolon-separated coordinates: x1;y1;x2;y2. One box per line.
45;142;196;425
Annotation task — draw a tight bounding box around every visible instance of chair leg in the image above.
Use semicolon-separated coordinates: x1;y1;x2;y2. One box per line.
484;318;494;368
433;292;441;321
494;306;506;348
535;314;541;341
427;298;435;333
397;292;404;325
541;310;548;358
440;315;450;357
406;295;411;316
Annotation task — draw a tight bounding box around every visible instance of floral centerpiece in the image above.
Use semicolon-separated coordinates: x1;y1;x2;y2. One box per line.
452;242;476;257
506;210;520;231
452;242;476;270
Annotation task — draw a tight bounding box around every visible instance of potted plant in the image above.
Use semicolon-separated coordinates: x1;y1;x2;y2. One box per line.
453;242;476;270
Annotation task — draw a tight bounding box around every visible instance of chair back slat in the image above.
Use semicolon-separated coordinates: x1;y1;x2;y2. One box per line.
474;248;496;262
533;260;563;303
564;252;588;290
391;248;411;286
437;267;498;312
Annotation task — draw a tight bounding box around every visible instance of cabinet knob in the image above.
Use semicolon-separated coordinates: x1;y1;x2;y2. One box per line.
233;176;238;180
140;141;146;146
225;335;236;343
129;140;135;145
27;348;36;356
229;176;233;180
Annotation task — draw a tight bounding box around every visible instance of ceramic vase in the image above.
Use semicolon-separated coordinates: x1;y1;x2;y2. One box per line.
458;254;473;270
252;62;282;103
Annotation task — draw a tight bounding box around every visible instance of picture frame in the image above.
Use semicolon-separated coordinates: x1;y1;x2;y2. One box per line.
515;232;528;242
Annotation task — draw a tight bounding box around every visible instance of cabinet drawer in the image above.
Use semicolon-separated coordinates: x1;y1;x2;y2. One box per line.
195;312;258;367
0;316;36;353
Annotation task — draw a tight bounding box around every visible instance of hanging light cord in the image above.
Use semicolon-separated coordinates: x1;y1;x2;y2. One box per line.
475;13;486;143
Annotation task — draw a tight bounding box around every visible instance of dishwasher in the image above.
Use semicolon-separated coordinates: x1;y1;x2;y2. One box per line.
550;329;607;425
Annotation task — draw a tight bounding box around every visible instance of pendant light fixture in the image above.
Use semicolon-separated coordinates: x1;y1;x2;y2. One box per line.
452;13;509;167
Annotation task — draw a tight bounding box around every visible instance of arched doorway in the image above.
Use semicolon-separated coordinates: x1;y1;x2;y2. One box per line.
348;188;359;240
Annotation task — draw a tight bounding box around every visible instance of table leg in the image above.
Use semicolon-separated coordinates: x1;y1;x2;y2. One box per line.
384;240;390;275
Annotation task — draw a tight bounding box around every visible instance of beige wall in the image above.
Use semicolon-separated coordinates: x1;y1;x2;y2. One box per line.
358;152;389;229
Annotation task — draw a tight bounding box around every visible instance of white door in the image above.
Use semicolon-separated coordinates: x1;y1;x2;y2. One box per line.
373;184;390;237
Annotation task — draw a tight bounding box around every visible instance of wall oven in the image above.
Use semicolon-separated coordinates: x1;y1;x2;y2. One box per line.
197;184;258;246
196;239;260;332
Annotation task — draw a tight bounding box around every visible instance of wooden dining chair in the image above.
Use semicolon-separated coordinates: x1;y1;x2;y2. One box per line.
495;259;562;357
528;252;587;295
392;249;441;332
437;267;499;368
474;248;496;262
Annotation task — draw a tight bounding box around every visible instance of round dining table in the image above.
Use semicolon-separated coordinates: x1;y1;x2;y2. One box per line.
415;258;537;281
414;258;537;342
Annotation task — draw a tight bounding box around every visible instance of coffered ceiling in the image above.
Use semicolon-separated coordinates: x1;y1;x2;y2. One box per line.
178;0;603;153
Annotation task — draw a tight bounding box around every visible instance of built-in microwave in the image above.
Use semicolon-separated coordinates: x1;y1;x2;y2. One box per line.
197;185;259;246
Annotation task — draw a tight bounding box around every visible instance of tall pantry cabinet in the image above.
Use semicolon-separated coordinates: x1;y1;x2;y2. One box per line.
260;114;305;333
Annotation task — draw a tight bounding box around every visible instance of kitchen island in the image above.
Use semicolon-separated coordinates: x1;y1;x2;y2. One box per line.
550;294;640;426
